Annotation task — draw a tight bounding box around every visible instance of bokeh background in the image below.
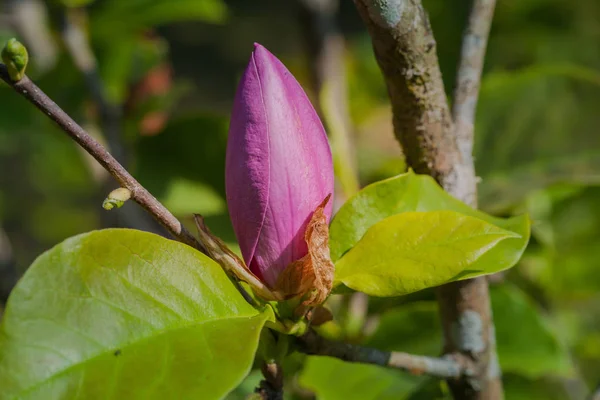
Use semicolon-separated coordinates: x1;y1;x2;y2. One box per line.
1;0;599;398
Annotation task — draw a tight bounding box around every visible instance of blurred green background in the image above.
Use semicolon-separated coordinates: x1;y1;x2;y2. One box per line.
0;0;599;398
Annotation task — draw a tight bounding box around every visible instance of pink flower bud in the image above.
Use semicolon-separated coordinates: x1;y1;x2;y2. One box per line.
226;43;334;288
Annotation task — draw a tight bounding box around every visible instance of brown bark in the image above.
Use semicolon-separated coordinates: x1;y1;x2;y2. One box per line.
353;0;501;398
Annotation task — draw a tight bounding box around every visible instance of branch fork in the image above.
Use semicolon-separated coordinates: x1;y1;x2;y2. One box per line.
1;0;499;390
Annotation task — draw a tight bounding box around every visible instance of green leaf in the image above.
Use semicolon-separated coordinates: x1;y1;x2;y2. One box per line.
364;285;571;378
492;285;573;378
0;229;269;399
334;211;522;296
474;64;600;212
91;0;228;38
330;171;530;262
299;356;422;400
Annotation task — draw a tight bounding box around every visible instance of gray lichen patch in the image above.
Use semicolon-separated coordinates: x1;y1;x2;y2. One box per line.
364;0;407;29
451;310;485;354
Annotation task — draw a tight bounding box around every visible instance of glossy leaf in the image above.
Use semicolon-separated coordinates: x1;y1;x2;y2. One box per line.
0;229;269;399
334;211;522;296
329;171;530;262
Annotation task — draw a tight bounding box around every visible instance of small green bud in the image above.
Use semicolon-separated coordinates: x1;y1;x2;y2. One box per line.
102;188;131;210
2;39;29;81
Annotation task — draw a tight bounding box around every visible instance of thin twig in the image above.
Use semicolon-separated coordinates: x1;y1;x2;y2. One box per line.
298;330;473;379
0;64;203;252
353;1;500;398
61;8;126;164
256;362;284;400
452;0;497;163
60;8;164;235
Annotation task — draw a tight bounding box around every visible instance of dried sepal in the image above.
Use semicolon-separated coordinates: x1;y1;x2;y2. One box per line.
194;215;281;301
274;195;334;307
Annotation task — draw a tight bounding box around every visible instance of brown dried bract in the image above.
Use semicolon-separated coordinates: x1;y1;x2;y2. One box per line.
274;195;335;307
194;214;281;301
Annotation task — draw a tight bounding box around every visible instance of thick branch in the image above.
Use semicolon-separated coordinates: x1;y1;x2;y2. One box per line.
0;64;202;252
354;1;500;398
298;330;473;379
353;0;476;205
452;0;497;162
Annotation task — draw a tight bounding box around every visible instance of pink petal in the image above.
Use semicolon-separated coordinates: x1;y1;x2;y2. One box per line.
226;43;334;287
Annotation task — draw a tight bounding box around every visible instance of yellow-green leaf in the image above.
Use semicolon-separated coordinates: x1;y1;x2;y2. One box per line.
0;229;269;399
334;211;522;296
330;171;529;262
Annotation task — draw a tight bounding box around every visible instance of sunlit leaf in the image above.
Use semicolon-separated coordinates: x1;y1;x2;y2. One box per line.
329;171;529;263
0;229;269;399
334;210;522;296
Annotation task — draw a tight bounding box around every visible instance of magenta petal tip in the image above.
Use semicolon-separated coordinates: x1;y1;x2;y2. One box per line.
225;44;334;287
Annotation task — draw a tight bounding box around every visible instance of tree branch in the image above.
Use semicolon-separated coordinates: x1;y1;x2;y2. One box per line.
298;330;473;379
60;8;165;235
61;8;126;164
0;64;202;252
256;362;284;400
452;0;497;163
353;1;500;398
353;0;476;204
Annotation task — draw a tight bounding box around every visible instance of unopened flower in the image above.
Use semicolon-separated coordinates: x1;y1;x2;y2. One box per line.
225;44;334;305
